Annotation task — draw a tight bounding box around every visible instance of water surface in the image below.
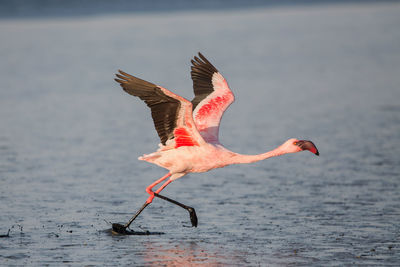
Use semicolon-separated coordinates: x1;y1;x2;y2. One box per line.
1;2;400;265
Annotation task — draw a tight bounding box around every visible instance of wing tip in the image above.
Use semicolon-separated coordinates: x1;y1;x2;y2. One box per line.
191;52;218;73
117;69;131;78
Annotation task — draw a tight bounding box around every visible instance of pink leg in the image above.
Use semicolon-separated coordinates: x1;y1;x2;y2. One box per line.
145;173;197;227
112;172;197;234
145;173;171;204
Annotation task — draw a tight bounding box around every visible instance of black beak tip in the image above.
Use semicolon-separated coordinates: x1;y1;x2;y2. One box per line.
297;140;319;156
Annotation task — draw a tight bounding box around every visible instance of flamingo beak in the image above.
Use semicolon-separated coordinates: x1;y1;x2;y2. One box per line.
296;140;319;156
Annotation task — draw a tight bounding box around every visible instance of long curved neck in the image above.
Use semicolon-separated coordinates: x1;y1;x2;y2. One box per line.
229;146;287;165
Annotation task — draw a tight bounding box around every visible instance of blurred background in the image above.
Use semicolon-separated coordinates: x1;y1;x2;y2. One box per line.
1;0;395;18
1;0;399;265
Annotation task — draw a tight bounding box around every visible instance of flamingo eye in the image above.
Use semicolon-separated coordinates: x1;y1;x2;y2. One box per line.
293;141;298;145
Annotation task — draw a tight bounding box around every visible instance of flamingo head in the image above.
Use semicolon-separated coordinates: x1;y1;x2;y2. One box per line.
282;138;319;156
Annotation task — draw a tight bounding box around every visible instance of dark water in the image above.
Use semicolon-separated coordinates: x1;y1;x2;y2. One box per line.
0;0;394;19
1;2;400;266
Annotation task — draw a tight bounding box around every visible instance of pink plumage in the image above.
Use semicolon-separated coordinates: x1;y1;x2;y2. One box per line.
112;53;319;234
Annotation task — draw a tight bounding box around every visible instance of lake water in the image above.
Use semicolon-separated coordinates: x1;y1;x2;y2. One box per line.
1;2;400;266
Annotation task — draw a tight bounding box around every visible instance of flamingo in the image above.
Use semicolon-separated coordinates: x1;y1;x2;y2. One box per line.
112;53;319;234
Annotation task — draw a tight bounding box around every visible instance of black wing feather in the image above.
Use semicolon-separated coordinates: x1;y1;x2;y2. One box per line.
115;70;179;145
190;52;219;110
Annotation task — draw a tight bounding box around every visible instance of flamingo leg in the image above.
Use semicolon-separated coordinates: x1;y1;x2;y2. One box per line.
112;173;171;234
148;178;198;227
145;173;172;203
148;176;198;227
112;172;197;234
146;176;197;227
154;193;198;227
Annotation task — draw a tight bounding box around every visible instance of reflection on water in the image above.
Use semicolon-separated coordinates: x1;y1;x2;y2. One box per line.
142;241;235;266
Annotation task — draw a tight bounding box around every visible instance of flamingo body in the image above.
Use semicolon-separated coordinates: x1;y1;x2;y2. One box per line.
140;143;235;177
113;53;319;232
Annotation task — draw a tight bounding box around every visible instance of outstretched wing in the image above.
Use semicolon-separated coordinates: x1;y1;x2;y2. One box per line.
191;53;235;143
115;70;204;148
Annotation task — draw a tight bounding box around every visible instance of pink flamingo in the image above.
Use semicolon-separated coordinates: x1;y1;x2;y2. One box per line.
112;53;319;234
